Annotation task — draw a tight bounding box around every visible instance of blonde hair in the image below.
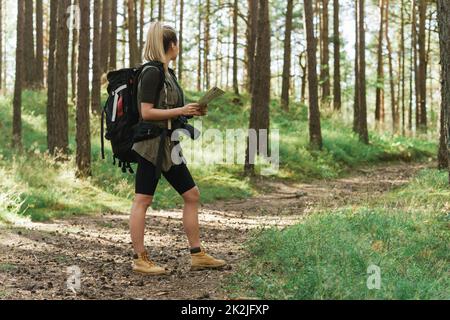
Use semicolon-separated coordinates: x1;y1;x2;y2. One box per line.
143;22;178;73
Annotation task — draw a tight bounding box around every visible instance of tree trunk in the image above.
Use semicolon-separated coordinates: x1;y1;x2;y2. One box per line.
418;0;427;131
399;0;406;135
304;0;322;149
197;0;202;91
0;0;3;91
140;0;145;54
385;0;397;133
425;7;433;117
128;0;139;67
412;0;419;131
245;0;271;175
110;0;117;70
437;0;450;177
246;0;258;93
320;0;330;104
204;0;210;90
438;97;448;170
47;0;58;152
281;0;293;111
332;0;341;111
299;51;307;105
232;0;239;96
35;0;44;88
91;0;101;114
76;0;92;177
13;0;25;148
24;0;35;88
353;0;359;133
100;0;111;73
150;0;154;21
71;0;79;102
375;0;385;124
158;0;164;21
178;0;184;82
52;0;71;156
357;0;368;143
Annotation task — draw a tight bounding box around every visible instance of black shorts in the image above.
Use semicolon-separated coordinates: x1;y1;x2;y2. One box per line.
135;154;196;196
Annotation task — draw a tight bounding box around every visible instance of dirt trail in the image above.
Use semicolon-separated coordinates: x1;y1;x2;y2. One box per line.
0;162;429;300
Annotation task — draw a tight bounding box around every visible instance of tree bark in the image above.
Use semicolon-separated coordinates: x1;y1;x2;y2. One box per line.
128;0;139;67
158;0;164;21
412;0;419;131
76;0;92;177
150;0;154;21
91;0;101;114
281;0;293;111
101;0;111;73
204;0;211;90
385;0;397;133
332;0;341;111
246;0;258;93
353;0;359;133
0;0;3;91
320;0;330;104
304;0;322;149
245;0;271;175
47;0;58;152
178;0;184;82
71;0;79;101
418;0;427;131
399;0;406;135
437;0;450;176
140;0;145;53
24;0;35;87
375;0;385;124
299;51;307;105
232;0;239;96
357;0;368;143
109;0;117;70
197;0;202;91
13;0;25;148
52;0;71;156
35;0;44;88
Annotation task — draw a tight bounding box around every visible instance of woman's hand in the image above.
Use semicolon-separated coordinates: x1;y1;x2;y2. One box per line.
199;105;208;116
179;103;202;117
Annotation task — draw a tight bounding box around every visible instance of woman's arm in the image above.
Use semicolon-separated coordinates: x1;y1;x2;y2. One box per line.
140;102;202;121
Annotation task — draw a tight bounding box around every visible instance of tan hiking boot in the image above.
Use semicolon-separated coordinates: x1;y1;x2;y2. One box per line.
191;248;227;271
132;251;167;275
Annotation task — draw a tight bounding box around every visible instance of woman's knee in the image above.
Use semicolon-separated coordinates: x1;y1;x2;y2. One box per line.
133;194;153;208
182;186;200;204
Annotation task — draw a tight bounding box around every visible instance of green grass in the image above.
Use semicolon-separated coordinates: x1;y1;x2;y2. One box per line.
225;169;450;299
0;90;437;221
0;263;18;272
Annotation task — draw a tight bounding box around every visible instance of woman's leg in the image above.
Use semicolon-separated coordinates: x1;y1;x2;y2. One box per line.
131;154;159;254
163;164;201;248
181;186;201;248
130;194;153;254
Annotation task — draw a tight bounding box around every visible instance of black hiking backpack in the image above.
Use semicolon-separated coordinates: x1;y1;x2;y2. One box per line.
101;61;165;173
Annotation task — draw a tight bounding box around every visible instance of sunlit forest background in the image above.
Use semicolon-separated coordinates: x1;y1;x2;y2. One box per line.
0;0;441;135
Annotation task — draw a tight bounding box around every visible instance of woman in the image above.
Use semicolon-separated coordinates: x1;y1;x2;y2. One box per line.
129;22;226;275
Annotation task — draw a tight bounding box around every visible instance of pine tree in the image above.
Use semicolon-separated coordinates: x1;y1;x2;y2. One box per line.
304;0;323;149
76;0;92;177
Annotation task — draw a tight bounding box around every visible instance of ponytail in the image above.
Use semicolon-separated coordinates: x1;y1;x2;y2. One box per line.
143;22;178;73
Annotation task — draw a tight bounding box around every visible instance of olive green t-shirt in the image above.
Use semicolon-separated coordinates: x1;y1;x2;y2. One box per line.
132;66;186;172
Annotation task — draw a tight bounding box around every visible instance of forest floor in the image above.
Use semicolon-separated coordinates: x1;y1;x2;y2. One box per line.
0;161;431;300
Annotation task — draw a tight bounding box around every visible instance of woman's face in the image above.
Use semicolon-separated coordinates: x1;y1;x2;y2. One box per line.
169;42;179;61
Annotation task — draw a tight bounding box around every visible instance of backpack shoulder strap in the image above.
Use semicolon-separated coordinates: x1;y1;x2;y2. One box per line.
136;62;166;120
